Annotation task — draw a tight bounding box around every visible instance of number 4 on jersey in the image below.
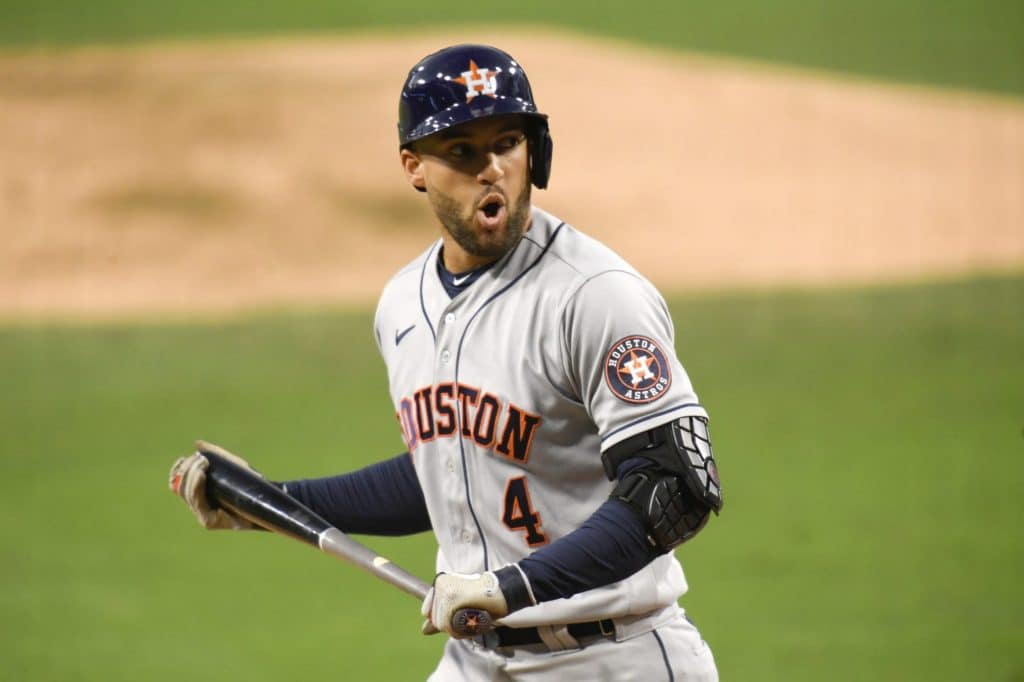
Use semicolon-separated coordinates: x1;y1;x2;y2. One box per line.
502;476;548;547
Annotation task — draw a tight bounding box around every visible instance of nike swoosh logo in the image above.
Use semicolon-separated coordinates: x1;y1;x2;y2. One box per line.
452;273;472;286
395;324;416;346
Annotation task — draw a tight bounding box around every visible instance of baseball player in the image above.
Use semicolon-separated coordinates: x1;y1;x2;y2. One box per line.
170;44;723;680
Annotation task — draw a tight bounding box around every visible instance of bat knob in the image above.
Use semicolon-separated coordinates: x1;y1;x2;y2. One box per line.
452;608;493;636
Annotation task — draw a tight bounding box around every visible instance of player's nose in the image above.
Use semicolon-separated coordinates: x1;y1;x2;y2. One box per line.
477;152;504;184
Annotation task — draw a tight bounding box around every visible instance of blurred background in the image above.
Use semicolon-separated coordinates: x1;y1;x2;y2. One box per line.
1;2;1021;680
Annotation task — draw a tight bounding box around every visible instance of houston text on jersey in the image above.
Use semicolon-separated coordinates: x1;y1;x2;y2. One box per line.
397;383;542;461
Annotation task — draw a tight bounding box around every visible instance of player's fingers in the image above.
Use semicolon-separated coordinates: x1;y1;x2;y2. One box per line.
169;454;207;497
420;585;435;618
182;455;209;502
420;585;443;635
172;454;213;521
168;457;188;493
168;454;216;528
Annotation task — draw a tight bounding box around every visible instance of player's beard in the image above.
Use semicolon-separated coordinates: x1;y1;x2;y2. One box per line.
430;182;532;262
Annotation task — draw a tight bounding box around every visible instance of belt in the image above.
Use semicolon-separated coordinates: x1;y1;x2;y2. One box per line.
487;619;616;649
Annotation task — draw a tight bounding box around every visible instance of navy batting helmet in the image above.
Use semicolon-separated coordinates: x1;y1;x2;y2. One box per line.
398;44;553;189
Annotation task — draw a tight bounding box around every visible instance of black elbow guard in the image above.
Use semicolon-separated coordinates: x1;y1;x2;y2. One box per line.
603;417;723;552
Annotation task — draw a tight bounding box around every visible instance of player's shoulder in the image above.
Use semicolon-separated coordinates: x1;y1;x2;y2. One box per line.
377;240;440;304
373;240;439;343
530;208;650;292
526;209;673;332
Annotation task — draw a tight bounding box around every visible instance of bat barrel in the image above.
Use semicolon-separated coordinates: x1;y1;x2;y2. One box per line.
202;449;331;546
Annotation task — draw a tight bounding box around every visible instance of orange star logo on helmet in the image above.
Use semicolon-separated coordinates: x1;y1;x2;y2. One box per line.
455;60;500;102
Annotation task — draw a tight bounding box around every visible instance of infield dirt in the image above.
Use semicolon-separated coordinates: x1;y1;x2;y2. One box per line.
2;30;1022;319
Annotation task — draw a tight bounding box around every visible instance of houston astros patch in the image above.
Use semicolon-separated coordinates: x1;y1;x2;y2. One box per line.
604;335;672;404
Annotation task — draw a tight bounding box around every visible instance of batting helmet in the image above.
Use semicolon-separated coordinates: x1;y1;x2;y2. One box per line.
398;44;553;189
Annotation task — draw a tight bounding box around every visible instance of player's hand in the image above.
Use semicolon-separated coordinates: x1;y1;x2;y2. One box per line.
420;571;509;638
168;440;257;530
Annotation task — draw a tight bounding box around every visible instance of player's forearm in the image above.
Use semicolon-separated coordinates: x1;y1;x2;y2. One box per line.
495;498;657;606
283;453;432;536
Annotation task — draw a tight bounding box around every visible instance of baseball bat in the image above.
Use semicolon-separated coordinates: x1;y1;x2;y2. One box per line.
200;447;493;636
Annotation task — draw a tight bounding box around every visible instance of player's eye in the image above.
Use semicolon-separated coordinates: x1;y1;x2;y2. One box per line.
447;143;473;159
495;134;524;153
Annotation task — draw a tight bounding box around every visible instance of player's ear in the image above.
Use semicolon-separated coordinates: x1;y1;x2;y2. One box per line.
400;148;426;192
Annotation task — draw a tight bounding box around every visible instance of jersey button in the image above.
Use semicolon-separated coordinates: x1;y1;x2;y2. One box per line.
444;313;456;324
441;349;451;363
461;531;473;543
446;459;455;473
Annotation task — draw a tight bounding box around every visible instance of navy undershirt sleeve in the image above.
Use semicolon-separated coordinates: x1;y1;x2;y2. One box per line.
499;458;661;605
282;453;432;536
512;499;657;604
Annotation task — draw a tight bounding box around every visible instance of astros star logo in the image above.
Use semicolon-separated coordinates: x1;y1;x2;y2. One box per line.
455;60;499;102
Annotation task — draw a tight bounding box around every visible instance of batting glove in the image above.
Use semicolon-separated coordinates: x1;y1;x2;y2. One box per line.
421;571;508;638
421;566;536;638
168;440;256;530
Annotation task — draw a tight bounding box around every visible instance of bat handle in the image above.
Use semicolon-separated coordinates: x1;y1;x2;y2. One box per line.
451;607;494;637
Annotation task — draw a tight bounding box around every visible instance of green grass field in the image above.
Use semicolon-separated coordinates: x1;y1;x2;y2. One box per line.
2;0;1023;96
2;275;1021;680
3;2;1021;678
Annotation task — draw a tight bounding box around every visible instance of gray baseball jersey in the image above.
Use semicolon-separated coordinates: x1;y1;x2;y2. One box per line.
374;207;708;630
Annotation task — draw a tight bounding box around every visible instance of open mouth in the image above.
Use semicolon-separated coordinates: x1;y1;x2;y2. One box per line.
477;193;507;226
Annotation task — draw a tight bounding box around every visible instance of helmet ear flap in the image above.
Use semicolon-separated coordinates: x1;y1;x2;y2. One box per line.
530;124;553;189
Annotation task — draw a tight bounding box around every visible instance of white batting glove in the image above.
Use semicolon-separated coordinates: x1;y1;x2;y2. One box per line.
168;440;256;530
420;571;509;638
